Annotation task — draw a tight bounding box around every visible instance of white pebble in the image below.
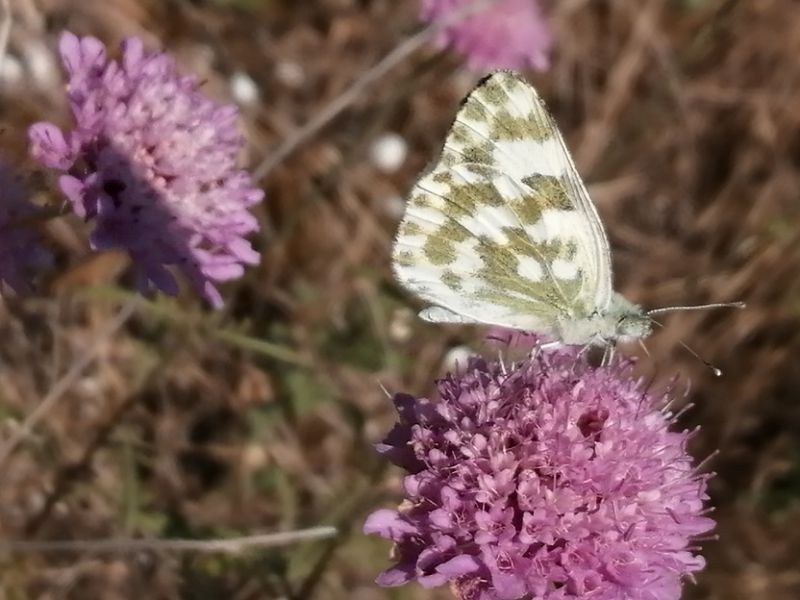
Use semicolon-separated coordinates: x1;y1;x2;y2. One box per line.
24;41;58;89
275;61;305;88
0;55;23;87
442;345;473;372
381;194;406;220
369;133;408;173
230;70;260;107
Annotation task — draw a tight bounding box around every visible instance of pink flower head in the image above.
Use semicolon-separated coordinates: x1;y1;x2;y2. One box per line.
0;164;50;293
29;32;263;307
420;0;552;71
365;345;714;600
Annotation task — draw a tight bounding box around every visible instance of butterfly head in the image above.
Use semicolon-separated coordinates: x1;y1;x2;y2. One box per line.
615;311;652;342
608;293;652;343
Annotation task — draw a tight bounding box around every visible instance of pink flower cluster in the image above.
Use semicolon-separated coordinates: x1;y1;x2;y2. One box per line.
29;33;263;307
365;345;714;600
421;0;553;71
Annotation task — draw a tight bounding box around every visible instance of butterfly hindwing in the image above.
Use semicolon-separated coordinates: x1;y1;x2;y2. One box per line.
392;71;613;332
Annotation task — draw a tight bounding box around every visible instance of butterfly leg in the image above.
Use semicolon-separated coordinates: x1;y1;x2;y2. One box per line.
601;343;616;366
567;343;594;375
575;343;592;360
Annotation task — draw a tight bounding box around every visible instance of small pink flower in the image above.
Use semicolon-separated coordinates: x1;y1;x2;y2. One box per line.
421;0;553;71
365;344;714;600
29;32;263;307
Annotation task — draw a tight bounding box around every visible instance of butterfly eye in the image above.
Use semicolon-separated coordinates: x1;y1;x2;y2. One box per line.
617;315;652;340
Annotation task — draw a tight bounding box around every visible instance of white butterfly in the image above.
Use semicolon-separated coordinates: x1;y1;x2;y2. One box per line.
392;71;652;347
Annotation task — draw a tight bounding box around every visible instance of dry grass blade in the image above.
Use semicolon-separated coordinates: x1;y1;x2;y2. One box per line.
0;526;337;554
0;2;798;599
0;300;138;468
0;0;11;81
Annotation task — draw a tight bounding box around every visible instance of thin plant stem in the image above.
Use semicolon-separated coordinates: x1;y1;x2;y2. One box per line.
0;300;138;468
0;0;11;88
0;526;338;554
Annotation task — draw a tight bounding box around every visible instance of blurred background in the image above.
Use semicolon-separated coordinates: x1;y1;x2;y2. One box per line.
0;0;798;598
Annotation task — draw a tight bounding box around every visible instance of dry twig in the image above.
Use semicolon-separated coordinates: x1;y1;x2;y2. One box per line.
0;0;11;83
0;300;138;468
0;526;337;554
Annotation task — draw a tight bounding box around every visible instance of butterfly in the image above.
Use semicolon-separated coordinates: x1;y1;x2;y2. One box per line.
391;71;652;347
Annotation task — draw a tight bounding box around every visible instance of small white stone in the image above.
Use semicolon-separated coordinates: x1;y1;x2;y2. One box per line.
442;345;473;371
230;70;260;107
275;61;305;88
24;41;58;89
388;307;414;343
382;194;406;220
0;55;23;86
369;133;408;174
242;444;268;470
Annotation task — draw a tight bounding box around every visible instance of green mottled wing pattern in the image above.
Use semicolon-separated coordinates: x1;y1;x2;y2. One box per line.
392;71;613;333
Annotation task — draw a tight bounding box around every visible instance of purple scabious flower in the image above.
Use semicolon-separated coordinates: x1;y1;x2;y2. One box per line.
29;32;263;307
365;346;714;600
0;164;50;293
420;0;552;71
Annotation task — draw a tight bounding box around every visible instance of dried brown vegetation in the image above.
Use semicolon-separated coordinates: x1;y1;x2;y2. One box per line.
0;0;798;598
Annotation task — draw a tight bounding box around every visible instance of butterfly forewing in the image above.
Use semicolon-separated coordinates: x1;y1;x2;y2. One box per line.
392;71;613;331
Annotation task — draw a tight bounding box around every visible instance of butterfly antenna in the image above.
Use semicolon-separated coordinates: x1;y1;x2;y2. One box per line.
647;301;745;316
678;340;722;377
649;319;723;377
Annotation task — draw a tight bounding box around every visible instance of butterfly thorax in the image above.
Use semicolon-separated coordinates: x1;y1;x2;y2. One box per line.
557;293;651;346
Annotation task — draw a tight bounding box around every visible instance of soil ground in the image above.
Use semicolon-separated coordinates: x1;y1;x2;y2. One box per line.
0;1;798;598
